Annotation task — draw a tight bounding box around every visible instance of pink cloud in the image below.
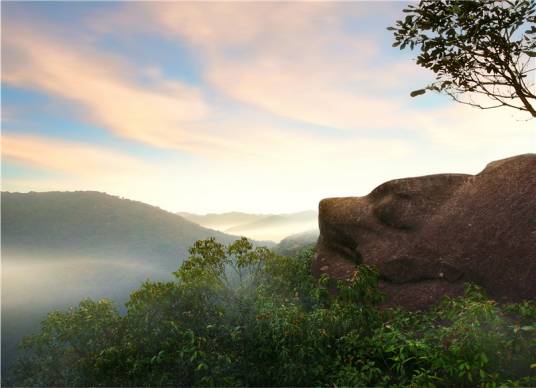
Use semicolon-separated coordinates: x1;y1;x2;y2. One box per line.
2;25;210;153
100;2;428;131
2;134;145;177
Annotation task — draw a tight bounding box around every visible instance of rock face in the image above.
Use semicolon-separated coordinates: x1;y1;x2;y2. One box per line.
313;154;536;310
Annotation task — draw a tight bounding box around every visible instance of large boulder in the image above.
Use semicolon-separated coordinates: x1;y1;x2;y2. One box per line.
313;154;536;310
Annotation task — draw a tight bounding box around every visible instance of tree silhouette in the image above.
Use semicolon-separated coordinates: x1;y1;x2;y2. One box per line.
390;0;536;117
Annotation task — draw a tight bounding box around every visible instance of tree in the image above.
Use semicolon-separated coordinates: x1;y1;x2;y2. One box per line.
8;239;536;387
11;299;121;387
390;0;536;117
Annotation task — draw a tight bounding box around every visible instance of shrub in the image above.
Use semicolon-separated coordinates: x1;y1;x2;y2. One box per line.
10;239;536;387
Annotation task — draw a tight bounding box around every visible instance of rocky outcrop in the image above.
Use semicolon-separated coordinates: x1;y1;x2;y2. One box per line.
313;154;536;310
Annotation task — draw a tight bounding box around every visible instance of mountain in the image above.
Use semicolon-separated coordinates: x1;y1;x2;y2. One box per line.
275;229;319;256
2;191;269;265
177;211;265;232
1;191;272;377
225;210;317;241
180;210;318;242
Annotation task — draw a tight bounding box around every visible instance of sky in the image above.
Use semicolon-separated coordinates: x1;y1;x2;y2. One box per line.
2;1;535;214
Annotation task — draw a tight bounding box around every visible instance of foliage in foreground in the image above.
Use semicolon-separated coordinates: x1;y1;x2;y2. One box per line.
10;238;536;387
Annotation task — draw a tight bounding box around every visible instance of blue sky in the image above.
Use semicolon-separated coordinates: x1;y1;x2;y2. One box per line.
2;1;534;213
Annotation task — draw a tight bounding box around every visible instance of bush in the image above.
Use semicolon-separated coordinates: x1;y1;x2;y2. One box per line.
10;238;536;387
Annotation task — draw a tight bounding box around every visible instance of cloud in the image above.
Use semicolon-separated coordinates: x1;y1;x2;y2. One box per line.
118;2;534;142
2;24;213;153
2;133;144;177
107;2;427;131
4;15;404;159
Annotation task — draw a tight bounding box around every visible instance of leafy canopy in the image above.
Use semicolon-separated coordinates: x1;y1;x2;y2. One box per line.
390;0;536;117
8;238;536;387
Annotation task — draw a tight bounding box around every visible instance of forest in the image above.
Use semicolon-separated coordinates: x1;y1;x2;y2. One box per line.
7;239;536;387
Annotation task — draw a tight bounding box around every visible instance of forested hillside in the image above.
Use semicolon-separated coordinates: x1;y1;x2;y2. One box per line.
275;229;319;256
2;191;261;265
1;191;272;378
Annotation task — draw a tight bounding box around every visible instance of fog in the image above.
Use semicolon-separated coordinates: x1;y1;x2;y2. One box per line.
1;253;175;377
179;211;319;243
227;221;319;242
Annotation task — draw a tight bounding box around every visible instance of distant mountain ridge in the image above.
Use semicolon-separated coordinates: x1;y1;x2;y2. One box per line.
275;230;319;256
176;211;266;231
179;210;318;242
2;191;270;266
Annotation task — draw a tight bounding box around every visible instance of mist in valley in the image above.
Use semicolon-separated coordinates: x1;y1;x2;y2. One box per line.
179;210;319;242
1;252;174;377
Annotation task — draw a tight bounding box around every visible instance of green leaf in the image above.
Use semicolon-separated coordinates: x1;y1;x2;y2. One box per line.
410;89;427;97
